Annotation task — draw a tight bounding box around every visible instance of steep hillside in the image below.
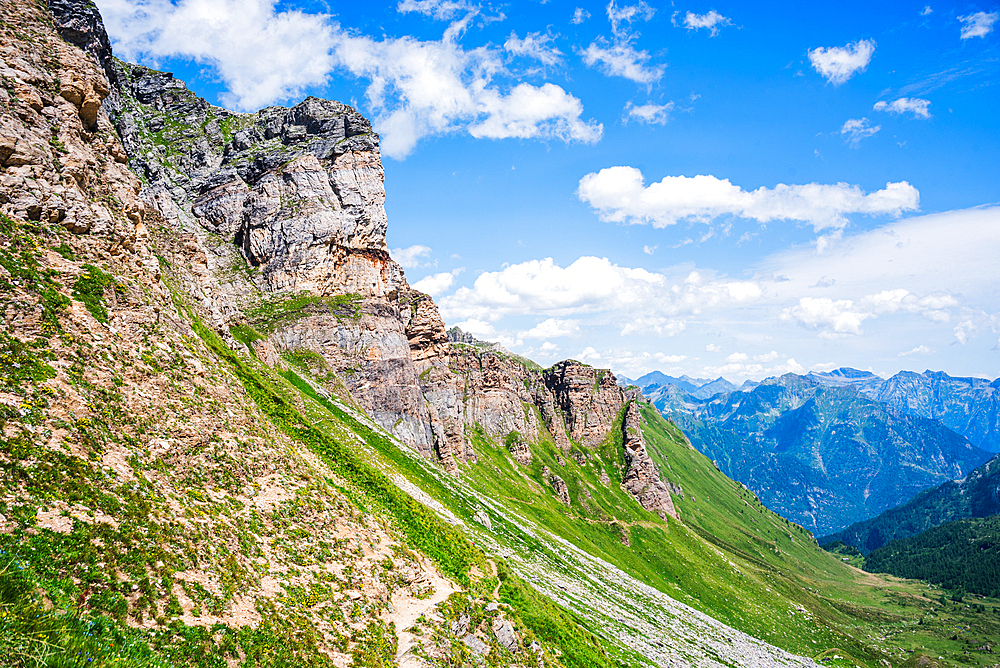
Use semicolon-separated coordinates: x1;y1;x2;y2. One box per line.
665;374;991;536
821;453;1000;553
4;2;1000;668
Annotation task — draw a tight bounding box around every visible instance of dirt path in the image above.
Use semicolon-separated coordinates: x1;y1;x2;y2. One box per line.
489;559;501;601
386;559;457;667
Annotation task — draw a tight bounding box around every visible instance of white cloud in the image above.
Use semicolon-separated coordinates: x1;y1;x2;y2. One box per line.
921;6;933;16
580;40;665;84
100;0;339;111
625;101;675;124
705;343;722;352
683;10;732;36
391;244;433;268
759;207;1000;307
102;0;597;156
755;350;780;362
607;0;656;38
643;244;658;255
874;97;932;119
808;39;876;85
781;297;870;336
468;83;603;143
452;318;496;338
438;257;762;325
571;7;591;24
780;289;958;338
900;345;934;356
412;271;456;295
518;318;580;339
840;118;881;147
397;0;476;20
958;11;998;38
727;352;748;362
701;356;805;380
620;316;686;336
505;31;563;67
577;166;919;231
335;26;600;157
578;346;603;361
580;1;664;84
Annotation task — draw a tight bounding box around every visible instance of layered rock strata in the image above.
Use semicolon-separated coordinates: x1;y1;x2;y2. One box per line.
621;401;679;520
94;56;471;463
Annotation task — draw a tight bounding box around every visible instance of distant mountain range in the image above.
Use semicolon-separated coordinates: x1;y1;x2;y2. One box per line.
809;368;1000;453
642;370;993;536
821;452;1000;552
619;372;737;400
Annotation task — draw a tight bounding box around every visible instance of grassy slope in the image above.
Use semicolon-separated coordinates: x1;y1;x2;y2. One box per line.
73;294;999;668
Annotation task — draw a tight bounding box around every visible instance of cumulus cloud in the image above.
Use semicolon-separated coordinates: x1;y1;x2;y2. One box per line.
468;83;602;142
781;297;869;337
103;0;599;157
99;0;339;111
808;39;876;85
874;97;932;119
335;26;601;157
780;290;958;337
625;101;675;124
705;343;722;352
840;118;880;147
505;31;563;67
518;318;580;339
438;257;762;326
958;11;998;38
921;5;933;15
577;166;919;230
571;7;591;24
391;244;433;268
683;10;732;36
412;272;456;296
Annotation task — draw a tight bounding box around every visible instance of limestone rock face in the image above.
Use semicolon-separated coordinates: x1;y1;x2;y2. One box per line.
621;401;679;520
102;57;459;458
404;294;471;470
450;347;545;446
545;361;626;447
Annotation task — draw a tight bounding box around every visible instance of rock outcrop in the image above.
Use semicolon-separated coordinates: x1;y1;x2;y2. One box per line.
543;466;572;506
545;361;626;447
99;56;476;465
621;401;679;520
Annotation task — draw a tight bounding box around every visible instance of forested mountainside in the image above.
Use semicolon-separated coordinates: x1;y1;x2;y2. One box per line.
822;452;1000;553
863;515;1000;598
661;374;991;536
3;1;1000;667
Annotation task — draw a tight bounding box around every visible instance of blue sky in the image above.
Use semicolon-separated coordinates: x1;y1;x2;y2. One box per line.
98;0;1000;381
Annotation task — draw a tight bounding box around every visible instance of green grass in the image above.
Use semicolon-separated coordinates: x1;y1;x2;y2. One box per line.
244;292;360;334
71;264;122;324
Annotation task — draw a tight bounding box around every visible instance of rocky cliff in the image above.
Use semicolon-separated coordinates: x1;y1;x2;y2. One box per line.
54;19;684;505
621;401;679;520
